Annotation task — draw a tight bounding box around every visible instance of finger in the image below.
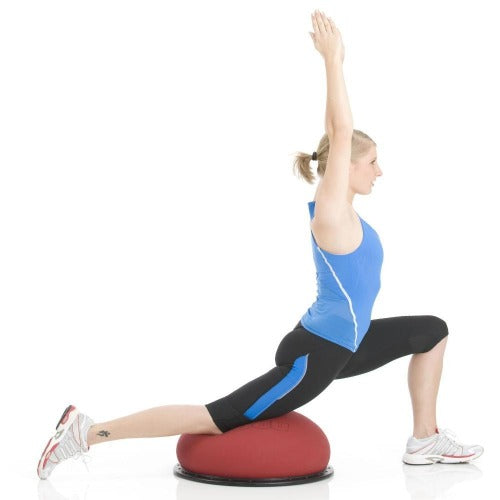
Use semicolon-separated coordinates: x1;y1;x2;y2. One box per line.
319;11;332;33
311;12;319;34
327;16;336;32
314;10;326;34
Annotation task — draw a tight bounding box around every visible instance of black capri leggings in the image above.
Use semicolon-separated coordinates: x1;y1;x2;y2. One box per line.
205;315;448;433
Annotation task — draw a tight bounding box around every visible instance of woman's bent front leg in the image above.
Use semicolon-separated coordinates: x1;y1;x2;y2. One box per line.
334;314;449;439
408;334;448;439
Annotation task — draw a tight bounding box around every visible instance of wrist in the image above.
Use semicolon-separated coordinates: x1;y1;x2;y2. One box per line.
324;55;343;68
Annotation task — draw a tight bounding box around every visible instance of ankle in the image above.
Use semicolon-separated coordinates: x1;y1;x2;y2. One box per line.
413;426;438;439
86;425;95;446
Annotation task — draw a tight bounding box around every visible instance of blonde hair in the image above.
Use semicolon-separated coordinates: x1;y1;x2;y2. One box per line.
292;129;376;184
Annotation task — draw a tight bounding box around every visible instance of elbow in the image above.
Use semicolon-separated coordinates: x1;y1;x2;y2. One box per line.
326;125;353;139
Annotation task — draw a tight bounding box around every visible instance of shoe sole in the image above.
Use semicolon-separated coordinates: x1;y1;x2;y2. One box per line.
402;448;483;465
37;405;79;479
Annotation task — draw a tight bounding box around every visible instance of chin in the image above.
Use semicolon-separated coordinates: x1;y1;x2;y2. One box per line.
354;186;372;196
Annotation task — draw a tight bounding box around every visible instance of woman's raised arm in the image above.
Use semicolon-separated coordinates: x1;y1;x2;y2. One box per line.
310;10;352;133
310;10;353;213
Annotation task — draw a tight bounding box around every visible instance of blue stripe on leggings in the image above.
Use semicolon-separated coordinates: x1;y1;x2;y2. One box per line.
243;353;310;420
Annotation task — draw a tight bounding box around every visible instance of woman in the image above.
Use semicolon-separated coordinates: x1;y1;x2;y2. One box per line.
37;10;484;479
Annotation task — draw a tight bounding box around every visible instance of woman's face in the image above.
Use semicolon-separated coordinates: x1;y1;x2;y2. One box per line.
350;145;383;195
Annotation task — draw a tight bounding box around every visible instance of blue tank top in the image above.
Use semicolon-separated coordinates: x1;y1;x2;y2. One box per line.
300;201;384;352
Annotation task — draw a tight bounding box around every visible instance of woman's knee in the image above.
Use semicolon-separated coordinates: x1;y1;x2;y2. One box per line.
407;315;448;353
430;315;449;339
421;315;449;352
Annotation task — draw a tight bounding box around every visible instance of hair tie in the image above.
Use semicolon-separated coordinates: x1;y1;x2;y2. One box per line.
312;151;317;161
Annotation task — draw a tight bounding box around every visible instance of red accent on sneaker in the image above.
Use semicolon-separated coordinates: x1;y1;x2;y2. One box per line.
42;443;60;469
37;438;52;473
409;441;436;454
442;453;475;458
60;405;76;426
435;427;439;433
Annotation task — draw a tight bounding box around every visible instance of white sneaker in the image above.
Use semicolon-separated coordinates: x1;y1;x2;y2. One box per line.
402;427;484;465
37;405;94;480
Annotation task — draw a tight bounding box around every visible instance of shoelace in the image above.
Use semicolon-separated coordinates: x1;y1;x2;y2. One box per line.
56;427;93;473
436;427;464;455
438;427;461;445
73;450;92;473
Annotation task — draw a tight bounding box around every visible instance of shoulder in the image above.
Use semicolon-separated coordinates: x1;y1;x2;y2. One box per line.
311;203;362;255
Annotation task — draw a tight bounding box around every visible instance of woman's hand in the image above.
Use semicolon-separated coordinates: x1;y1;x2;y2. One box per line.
309;10;345;64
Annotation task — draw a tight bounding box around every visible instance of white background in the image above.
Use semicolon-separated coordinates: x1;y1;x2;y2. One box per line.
1;1;498;499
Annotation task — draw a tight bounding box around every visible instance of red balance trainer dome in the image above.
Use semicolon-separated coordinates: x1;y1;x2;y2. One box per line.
174;411;333;486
